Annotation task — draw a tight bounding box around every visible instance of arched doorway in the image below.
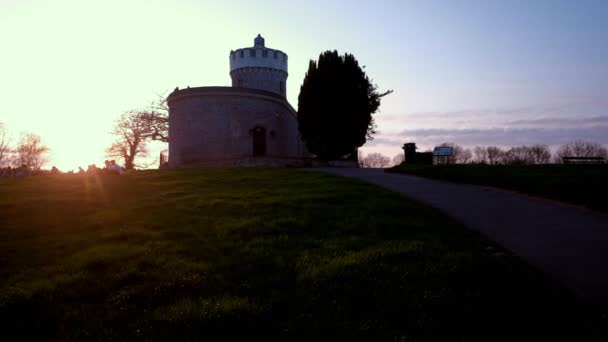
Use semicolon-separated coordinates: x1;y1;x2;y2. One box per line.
252;126;266;157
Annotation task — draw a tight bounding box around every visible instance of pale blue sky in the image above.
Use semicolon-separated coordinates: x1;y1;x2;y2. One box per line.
1;0;606;168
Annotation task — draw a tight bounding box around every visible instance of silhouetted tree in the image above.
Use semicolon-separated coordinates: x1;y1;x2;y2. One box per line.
357;149;365;167
392;153;404;166
16;132;50;170
139;96;169;143
503;146;530;165
105;96;168;170
106;111;152;170
0;123;10;167
360;152;390;168
459;148;473;164
473;146;488;164
297;51;392;160
528;144;552;164
486;146;504;165
480;144;552;165
555;140;608;163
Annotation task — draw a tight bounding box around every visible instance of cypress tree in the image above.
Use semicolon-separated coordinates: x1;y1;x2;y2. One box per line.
297;51;391;160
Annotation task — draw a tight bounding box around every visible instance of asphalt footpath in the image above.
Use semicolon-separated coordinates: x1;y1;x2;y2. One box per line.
316;167;608;308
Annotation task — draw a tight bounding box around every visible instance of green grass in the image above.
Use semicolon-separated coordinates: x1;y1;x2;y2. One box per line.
0;168;604;340
388;163;608;212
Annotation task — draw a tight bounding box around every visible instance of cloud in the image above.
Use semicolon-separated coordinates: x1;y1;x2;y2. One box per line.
380;126;608;149
504;116;608;129
368;100;608;151
365;136;404;146
366;120;608;151
377;102;607;129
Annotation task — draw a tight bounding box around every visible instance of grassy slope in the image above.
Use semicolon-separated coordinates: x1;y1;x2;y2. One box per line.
388;164;608;212
0;168;604;340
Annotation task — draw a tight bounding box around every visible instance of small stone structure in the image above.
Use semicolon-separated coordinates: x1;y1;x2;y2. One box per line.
402;143;433;165
167;35;305;167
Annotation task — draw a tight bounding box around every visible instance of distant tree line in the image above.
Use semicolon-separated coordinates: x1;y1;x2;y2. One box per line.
471;140;607;165
358;140;608;168
0;123;50;171
471;144;552;165
554;140;608;163
358;151;391;168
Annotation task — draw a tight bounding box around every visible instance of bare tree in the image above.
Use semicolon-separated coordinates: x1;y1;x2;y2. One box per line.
16;132;50;170
473;146;488;164
466;145;551;165
503;146;529;165
357;149;365;167
528;144;552;164
0;123;10;167
360;152;390;168
486;146;504;165
105;95;169;170
436;142;472;164
459;148;473;164
392;153;404;166
139;96;169;143
106;111;152;170
477;145;550;165
555;140;608;162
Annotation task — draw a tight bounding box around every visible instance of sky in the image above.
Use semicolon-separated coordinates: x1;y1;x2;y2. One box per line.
1;0;607;169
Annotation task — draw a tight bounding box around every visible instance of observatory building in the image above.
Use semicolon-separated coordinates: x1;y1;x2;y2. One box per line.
167;35;304;167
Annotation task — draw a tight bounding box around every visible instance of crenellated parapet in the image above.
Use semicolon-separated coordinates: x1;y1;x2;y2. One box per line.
229;35;288;73
229;35;288;97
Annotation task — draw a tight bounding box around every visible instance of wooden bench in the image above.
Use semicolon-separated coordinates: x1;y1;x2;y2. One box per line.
562;157;606;164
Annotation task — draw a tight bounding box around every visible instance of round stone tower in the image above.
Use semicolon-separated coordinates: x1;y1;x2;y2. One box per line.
229;34;288;97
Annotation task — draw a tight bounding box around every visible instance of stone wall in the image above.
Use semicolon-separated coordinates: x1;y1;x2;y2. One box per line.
229;48;287;72
168;87;303;167
230;67;287;97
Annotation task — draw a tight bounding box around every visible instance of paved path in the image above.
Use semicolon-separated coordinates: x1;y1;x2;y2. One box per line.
316;168;608;307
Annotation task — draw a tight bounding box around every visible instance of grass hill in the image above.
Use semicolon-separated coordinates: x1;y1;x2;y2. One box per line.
0;168;603;340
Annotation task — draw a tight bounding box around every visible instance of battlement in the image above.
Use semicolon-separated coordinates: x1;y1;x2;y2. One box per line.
229;35;288;73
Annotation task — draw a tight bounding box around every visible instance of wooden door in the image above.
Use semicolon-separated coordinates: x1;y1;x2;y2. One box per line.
252;126;266;157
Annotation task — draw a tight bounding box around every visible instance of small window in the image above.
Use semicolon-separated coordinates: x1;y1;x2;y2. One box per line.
250;49;256;57
274;51;278;59
262;50;268;57
239;50;244;58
